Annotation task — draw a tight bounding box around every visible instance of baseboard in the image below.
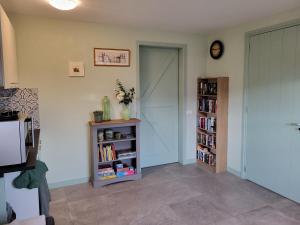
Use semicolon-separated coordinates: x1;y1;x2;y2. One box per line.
181;158;197;165
48;177;89;189
227;167;242;178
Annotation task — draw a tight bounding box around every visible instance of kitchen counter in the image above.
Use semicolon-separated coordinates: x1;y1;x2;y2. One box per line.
0;129;40;177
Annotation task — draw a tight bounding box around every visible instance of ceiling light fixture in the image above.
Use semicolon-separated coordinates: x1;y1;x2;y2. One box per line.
49;0;79;11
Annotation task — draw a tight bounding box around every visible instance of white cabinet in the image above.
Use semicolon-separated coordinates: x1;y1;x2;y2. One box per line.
5;172;40;220
0;5;18;89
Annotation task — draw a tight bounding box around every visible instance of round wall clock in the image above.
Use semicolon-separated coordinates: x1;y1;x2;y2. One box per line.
210;40;224;60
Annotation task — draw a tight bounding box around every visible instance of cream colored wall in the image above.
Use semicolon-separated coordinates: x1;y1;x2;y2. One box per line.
206;7;300;175
11;15;207;185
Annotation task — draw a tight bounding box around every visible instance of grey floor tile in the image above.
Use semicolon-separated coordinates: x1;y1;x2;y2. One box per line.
49;201;72;225
212;217;244;225
278;203;300;222
169;196;231;225
178;175;221;196
235;180;284;205
64;182;108;202
270;197;299;210
207;188;267;216
139;165;177;185
133;179;201;205
97;216;133;225
164;163;208;179
68;195;114;222
129;205;184;225
103;179;140;194
214;172;243;185
50;187;67;203
237;206;300;225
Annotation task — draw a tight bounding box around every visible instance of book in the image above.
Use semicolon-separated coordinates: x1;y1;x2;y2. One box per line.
98;165;117;179
196;145;216;166
198;80;217;95
197;132;216;149
198;117;216;133
199;98;217;113
98;144;117;162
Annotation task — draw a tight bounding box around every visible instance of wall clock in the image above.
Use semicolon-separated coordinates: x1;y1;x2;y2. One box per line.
210;40;224;60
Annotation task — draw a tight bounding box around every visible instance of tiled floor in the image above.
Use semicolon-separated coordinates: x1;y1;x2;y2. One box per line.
50;163;300;225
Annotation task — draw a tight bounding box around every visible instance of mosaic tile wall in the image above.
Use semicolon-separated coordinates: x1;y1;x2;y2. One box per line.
0;88;40;129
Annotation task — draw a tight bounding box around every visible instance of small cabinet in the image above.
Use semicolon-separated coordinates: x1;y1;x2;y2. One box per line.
89;119;142;188
0;5;18;89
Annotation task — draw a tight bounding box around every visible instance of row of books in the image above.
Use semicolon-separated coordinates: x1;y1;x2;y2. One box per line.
198;117;216;133
99;144;117;162
196;145;216;166
198;80;217;95
199;99;217;113
197;132;216;149
98;166;117;180
116;163;135;177
98;163;135;180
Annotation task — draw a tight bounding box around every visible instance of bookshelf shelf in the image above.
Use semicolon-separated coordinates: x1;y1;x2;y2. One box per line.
197;77;228;173
198;143;216;151
98;137;136;144
198;111;217;116
198;94;217;98
90;119;142;188
98;155;137;165
197;128;216;135
96;173;141;186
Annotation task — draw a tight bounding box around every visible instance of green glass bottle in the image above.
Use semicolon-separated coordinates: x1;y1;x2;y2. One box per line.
102;96;111;121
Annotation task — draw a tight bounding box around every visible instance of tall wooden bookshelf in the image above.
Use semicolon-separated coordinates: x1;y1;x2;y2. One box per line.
196;77;228;173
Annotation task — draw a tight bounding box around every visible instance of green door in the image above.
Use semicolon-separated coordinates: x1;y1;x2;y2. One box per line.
139;46;179;168
246;25;300;203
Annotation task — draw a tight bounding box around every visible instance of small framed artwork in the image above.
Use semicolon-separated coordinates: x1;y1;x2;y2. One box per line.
68;61;85;77
94;48;130;67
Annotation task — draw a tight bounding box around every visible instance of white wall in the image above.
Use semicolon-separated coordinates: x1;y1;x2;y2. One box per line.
11;15;207;186
206;7;300;175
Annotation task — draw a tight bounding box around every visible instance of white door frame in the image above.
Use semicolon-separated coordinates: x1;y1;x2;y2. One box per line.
242;18;300;179
136;41;187;165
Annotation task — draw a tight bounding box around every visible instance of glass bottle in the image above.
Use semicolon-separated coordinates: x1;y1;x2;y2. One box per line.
102;96;111;121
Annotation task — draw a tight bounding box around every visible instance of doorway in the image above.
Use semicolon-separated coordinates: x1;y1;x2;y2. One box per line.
244;24;300;203
138;43;185;168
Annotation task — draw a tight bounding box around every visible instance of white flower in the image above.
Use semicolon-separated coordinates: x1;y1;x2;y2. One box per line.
117;94;124;101
119;91;125;97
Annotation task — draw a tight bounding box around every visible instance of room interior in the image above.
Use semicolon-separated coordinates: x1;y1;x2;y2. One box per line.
0;0;300;224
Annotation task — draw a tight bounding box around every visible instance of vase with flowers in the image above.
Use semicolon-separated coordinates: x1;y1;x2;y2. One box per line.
115;79;135;120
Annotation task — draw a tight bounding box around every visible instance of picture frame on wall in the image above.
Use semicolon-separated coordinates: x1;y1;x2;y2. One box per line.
68;61;85;77
94;48;131;67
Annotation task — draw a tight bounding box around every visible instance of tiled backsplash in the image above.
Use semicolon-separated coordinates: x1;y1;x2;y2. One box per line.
0;88;40;129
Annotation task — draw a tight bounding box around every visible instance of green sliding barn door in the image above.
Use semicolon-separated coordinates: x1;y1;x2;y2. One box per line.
246;25;300;203
139;46;179;168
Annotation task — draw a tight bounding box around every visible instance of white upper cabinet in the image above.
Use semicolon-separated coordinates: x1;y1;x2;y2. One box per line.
0;5;18;89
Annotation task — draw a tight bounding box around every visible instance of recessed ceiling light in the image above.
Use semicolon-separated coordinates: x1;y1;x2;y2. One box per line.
49;0;79;11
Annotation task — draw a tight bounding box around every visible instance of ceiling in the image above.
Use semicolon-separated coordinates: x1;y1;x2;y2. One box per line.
1;0;300;33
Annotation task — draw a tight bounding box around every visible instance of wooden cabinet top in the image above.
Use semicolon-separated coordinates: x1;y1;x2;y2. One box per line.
89;118;141;127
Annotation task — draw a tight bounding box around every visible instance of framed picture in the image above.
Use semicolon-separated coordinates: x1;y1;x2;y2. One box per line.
68;61;85;77
94;48;131;67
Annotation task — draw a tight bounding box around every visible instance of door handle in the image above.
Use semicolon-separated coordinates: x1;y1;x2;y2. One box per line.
291;123;300;126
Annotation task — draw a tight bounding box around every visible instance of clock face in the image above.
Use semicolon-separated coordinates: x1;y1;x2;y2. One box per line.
210;40;224;59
